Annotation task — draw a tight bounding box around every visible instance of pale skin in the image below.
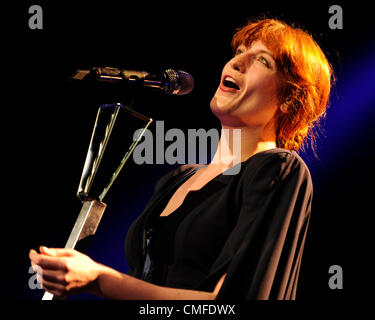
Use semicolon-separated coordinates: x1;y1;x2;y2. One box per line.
29;40;289;299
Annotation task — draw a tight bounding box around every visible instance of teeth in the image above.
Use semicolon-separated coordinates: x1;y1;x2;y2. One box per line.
223;76;240;90
225;76;236;84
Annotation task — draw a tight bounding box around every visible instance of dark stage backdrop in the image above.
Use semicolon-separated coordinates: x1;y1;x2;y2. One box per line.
4;1;373;303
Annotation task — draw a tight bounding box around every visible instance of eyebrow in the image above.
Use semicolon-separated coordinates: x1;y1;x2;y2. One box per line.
256;50;276;64
237;45;276;65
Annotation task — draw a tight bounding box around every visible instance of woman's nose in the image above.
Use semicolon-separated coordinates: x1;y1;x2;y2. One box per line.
230;55;246;73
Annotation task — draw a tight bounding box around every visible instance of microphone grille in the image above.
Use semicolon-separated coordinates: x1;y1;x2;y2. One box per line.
177;70;194;96
164;69;194;95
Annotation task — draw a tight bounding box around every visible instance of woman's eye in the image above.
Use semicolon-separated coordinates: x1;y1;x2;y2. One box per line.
257;56;269;68
235;48;243;56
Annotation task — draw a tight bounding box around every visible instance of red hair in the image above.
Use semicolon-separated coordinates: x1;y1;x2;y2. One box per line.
232;19;333;153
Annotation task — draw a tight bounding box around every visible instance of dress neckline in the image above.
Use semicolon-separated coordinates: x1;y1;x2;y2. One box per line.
156;148;290;219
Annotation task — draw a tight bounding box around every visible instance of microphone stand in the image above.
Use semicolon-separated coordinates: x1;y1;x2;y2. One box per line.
42;102;153;300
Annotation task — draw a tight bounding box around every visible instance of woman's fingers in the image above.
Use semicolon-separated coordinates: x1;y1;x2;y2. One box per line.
29;246;100;297
30;249;72;297
41;268;69;285
40;277;67;297
29;249;67;271
39;246;76;257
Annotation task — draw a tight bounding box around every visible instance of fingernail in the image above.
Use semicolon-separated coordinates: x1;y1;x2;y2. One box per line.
29;249;38;259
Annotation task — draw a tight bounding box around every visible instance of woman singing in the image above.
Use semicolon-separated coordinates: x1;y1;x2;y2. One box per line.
29;18;333;300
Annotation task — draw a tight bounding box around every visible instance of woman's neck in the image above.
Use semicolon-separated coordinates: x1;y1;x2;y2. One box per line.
210;124;276;169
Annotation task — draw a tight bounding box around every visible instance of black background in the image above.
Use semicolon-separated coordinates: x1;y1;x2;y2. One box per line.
3;1;374;305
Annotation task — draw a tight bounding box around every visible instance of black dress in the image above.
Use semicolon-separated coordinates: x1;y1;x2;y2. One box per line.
125;148;313;300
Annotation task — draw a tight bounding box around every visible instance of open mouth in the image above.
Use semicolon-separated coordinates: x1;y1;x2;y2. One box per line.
223;76;240;90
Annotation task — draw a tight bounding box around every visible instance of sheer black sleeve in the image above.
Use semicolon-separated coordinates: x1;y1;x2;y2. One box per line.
212;151;313;300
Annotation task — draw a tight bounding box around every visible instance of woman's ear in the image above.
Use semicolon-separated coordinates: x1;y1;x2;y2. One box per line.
280;103;289;113
280;96;292;113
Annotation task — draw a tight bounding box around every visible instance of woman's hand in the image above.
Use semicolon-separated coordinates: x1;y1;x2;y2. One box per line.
29;246;104;298
29;246;225;300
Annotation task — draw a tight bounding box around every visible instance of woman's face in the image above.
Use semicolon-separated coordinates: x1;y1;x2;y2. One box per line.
210;40;282;130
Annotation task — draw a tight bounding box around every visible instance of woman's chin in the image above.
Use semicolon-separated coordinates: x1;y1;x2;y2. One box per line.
210;104;244;127
210;96;233;116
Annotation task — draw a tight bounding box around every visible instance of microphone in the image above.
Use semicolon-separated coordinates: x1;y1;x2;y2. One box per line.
72;67;194;96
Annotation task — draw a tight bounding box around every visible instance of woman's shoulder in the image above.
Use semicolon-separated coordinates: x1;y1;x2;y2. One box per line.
240;148;312;184
246;147;309;169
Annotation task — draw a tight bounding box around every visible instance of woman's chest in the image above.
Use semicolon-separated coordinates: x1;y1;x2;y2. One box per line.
159;167;230;217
